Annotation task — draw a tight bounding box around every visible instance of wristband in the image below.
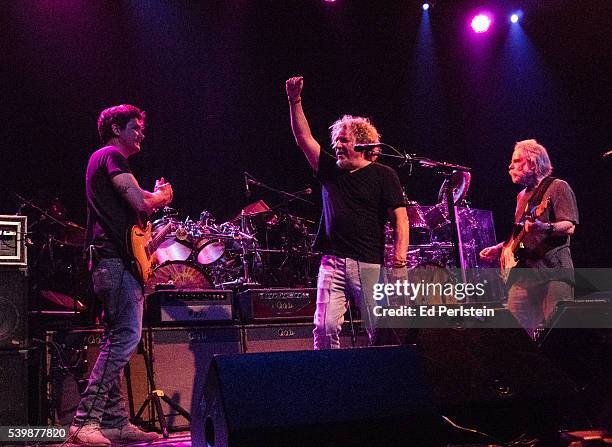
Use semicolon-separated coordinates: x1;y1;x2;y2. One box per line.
288;96;302;105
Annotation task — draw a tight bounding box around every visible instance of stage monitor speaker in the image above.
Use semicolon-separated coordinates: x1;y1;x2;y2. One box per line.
539;300;612;430
0;348;43;425
242;322;369;353
151;326;242;431
415;318;579;442
46;329;148;426
196;346;441;447
0;269;28;350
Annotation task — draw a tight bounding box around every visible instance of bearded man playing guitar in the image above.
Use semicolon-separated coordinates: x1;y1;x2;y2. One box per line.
480;139;578;338
70;105;172;446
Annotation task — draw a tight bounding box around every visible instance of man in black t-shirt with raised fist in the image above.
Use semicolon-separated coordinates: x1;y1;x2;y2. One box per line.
286;76;409;349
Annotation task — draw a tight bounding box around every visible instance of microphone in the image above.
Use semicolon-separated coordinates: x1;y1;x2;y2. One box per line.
353;143;382;152
244;172;251;197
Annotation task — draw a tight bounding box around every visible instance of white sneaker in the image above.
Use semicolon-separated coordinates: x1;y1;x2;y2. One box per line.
101;422;159;443
69;423;112;447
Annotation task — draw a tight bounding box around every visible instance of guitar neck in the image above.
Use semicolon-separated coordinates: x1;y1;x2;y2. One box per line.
145;222;173;258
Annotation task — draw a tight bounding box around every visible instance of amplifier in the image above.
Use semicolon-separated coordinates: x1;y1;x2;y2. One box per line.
0;215;27;266
242;322;370;352
146;289;234;325
237;288;316;322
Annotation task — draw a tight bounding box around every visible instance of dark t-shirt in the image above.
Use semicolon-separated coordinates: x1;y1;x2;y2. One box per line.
512;178;579;284
85;146;138;260
313;152;405;264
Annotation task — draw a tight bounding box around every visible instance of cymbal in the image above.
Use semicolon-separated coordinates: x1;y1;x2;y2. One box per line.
52;220;86;247
40;289;86;311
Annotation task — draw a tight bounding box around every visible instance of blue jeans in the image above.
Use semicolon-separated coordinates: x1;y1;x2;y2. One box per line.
507;280;573;338
314;255;384;349
73;258;144;428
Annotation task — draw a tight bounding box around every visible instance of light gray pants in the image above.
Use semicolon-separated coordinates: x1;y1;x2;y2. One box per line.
313;255;384;349
507;280;573;338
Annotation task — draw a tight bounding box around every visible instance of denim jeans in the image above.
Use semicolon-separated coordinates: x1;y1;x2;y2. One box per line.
313;255;384;349
73;258;144;428
507;280;573;338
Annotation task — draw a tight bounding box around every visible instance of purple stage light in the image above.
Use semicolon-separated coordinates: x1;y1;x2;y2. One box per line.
422;3;430;11
510;14;519;23
471;14;492;33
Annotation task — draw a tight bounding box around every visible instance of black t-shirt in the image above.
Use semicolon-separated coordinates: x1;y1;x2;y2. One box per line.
511;178;579;285
313;152;405;264
85;146;138;260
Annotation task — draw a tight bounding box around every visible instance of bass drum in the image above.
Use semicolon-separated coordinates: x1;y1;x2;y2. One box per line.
407;262;457;305
144;261;214;295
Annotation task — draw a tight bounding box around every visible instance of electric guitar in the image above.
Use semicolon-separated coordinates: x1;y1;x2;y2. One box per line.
130;220;174;284
500;198;549;283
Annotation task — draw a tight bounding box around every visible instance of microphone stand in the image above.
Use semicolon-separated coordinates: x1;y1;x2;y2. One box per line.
374;146;471;275
244;172;314;205
243;173;316;287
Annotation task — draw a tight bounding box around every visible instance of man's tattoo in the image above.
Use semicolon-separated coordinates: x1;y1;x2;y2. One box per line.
117;185;131;195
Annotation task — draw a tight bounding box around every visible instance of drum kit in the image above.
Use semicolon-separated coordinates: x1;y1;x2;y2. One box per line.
14;192;89;316
144;203;318;293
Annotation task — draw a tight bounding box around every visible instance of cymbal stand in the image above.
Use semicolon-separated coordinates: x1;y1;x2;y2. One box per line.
133;307;191;438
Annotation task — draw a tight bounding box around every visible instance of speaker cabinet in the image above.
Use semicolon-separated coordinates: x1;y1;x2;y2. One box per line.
46;328;148;426
151;326;242;431
197;346;440;447
242;322;369;353
539;300;612;429
0;269;27;349
0;348;42;425
416;325;578;441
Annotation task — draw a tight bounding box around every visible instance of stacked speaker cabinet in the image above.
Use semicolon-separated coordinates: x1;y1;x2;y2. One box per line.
0;268;37;425
0;269;28;350
151;326;242;431
242;322;369;353
0;347;43;425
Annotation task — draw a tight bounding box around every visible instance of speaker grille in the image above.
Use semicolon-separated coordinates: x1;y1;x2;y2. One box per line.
0;269;27;349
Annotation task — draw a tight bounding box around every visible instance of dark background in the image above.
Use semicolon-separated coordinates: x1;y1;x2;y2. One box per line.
1;0;610;267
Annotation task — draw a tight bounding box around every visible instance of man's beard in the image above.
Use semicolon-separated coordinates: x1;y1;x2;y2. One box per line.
336;157;351;170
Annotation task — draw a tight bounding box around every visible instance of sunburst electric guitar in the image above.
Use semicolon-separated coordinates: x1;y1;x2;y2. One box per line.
130;220;174;284
500;198;549;283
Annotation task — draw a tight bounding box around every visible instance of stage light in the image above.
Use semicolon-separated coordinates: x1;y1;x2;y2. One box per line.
510;14;519;23
470;14;492;33
422;3;430;11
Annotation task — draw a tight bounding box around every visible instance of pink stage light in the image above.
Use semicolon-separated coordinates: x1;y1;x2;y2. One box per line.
470;14;492;33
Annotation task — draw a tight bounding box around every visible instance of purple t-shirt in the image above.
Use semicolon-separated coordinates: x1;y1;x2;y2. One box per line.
85;146;138;260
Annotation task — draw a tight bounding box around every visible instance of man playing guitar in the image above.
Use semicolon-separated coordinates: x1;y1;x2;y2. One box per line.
480;139;578;338
70;105;172;446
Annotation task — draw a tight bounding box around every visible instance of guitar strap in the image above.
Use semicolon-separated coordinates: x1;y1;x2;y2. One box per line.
523;176;557;218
